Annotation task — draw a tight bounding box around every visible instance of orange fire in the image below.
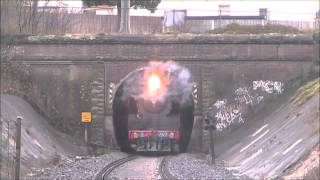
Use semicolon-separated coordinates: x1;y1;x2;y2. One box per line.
143;67;168;100
147;74;161;95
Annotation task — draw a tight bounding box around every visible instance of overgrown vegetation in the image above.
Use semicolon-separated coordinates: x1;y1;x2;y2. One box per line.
82;0;161;12
1;41;32;96
207;23;301;34
291;78;320;106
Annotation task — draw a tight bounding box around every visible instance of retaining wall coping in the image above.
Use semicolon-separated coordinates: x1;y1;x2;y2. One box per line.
1;34;315;45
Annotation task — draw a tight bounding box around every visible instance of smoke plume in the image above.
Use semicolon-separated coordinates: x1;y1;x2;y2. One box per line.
122;61;193;105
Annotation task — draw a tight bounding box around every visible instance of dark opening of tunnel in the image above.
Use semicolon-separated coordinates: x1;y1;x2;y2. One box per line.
112;68;194;153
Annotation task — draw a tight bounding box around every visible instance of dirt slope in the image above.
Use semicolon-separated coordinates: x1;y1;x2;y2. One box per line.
1;95;88;178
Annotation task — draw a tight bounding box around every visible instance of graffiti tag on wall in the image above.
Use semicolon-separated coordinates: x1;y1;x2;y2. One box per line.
253;80;283;94
210;80;284;131
234;87;264;106
214;99;244;130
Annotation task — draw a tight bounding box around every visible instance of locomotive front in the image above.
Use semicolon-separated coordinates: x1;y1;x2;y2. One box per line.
113;61;194;153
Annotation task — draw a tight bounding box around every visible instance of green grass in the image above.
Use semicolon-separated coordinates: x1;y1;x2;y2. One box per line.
206;23;302;34
291;78;320;106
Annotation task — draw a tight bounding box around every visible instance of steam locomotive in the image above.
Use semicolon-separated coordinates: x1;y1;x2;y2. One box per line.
113;66;194;153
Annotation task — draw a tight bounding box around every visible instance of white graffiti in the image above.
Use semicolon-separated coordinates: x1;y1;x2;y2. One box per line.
213;100;244;131
214;99;227;109
235;87;254;105
234;87;264;105
235;87;249;95
256;96;264;103
211;80;284;131
253;80;284;94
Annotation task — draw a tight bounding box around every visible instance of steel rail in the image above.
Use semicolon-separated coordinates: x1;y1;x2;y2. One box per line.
94;155;137;180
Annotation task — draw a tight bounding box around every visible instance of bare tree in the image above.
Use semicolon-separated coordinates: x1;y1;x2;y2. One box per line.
10;0;35;34
15;0;27;33
2;0;42;34
30;0;38;33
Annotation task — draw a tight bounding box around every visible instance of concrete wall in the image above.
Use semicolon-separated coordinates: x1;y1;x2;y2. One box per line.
2;34;318;150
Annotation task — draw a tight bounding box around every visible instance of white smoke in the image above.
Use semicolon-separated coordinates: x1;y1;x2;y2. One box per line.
121;61;193;105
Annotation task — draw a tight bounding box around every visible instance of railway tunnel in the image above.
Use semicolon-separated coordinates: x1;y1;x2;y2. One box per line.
3;34;317;152
112;65;195;153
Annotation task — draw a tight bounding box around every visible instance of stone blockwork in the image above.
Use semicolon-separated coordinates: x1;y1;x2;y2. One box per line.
5;34;316;62
104;116;117;148
200;66;216;151
189;115;203;152
25;65;94;136
1;34;318;149
89;63;105;145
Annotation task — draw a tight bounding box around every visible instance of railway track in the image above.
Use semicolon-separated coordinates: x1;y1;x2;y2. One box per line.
94;155;137;180
95;155;176;180
95;155;177;180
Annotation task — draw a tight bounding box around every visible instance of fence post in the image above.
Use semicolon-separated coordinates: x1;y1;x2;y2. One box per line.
209;124;215;165
15;116;22;180
0;113;2;180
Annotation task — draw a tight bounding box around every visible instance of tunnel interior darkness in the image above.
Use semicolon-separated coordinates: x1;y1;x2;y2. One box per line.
112;68;194;153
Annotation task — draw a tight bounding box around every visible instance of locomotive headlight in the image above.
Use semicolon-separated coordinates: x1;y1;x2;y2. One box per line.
147;74;161;95
133;132;138;139
169;132;174;139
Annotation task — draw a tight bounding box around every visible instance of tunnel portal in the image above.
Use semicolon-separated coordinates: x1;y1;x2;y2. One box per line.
112;67;194;153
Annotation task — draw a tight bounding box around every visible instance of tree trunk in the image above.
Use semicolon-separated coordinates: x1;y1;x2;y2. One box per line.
117;0;121;31
31;0;38;34
119;0;130;34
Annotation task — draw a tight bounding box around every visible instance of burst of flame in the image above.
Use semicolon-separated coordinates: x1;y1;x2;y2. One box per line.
147;73;161;96
143;67;168;101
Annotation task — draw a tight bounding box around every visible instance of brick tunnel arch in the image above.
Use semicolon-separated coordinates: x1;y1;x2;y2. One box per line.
112;67;194;153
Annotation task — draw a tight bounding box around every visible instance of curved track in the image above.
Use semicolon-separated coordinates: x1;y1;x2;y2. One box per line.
95;155;176;180
95;155;137;180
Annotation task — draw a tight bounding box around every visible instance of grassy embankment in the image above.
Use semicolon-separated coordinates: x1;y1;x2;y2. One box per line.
290;78;320;106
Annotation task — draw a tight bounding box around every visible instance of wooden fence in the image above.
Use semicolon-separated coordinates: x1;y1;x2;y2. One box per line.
1;4;315;35
1;5;163;35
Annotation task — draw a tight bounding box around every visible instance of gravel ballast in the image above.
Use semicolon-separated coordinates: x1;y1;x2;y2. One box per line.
167;153;246;180
28;152;127;180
